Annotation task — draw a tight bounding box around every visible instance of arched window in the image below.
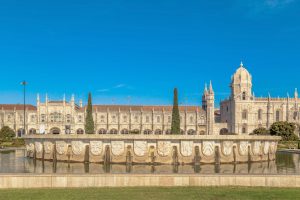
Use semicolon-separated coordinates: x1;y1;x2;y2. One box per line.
165;129;172;135
121;129;129;134
134;115;139;123
109;129;118;134
29;128;36;135
98;129;107;134
131;129;140;134
242;91;246;100
123;115;128;123
242;124;247;134
258;109;263;120
50;112;62;123
276;110;281;122
145;116;150;123
200;130;206;135
66;114;72;123
76;129;84;134
50;127;60;134
143;129;152;135
17;128;24;137
220;128;229;135
155;129;162;135
180;129;185;135
242;110;248;120
100;115;105;123
111;115;117;123
187;129;196;135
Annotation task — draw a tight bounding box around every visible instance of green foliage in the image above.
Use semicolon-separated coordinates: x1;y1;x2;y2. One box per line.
251;127;270;135
0;126;16;142
269;121;299;141
84;92;95;134
171;88;180;135
12;138;25;147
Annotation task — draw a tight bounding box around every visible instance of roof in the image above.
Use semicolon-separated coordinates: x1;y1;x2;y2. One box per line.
81;105;204;112
0;104;37;111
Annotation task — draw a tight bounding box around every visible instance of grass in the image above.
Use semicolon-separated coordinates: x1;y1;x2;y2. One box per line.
0;187;300;200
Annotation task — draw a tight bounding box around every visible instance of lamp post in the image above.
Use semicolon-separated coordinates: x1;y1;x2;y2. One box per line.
21;81;27;137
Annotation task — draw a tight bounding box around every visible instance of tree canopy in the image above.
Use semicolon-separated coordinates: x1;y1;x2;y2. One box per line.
85;92;95;134
171;88;180;135
0;126;16;141
269;121;299;141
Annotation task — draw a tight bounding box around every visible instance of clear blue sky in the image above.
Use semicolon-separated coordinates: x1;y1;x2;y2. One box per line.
0;0;299;106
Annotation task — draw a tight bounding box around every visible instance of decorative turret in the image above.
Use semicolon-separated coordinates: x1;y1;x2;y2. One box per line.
295;88;298;99
37;93;40;106
202;83;208;110
45;93;48;106
79;99;83;108
203;80;215;135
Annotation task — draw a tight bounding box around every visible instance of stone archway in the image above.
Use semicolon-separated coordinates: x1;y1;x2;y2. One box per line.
50;127;61;134
220;128;229;135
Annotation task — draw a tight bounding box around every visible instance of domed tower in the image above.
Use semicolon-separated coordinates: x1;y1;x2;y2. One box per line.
230;62;253;101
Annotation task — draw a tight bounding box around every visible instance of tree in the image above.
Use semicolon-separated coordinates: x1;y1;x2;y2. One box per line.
171;88;180;135
251;127;269;135
269;121;299;141
85;92;95;134
0;126;16;142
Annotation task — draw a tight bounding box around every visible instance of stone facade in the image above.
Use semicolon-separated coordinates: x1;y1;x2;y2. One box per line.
0;63;298;136
220;62;300;135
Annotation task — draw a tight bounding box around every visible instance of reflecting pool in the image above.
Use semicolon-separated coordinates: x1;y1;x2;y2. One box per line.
0;150;299;174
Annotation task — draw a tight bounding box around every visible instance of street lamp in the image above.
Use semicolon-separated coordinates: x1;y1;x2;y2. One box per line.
21;81;27;137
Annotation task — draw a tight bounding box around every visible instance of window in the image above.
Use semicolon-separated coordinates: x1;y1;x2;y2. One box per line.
165;129;172;135
98;129;107;134
242;91;246;100
157;116;160;123
77;129;84;134
66;114;71;123
242;124;247;134
146;116;150;123
242;110;248;120
258;109;262;120
19;115;23;122
180;129;185;135
7;114;12;122
123;115;127;123
144;129;152;134
187;129;196;135
134;115;139;123
100;115;105;123
293;111;298;120
200;130;205;135
41;114;45;123
276;110;280;122
110;129;118;134
31;115;35;123
121;129;129;134
111;115;116;123
50;112;62;122
189;116;194;123
155;129;162;135
78;115;82;123
29;128;36;135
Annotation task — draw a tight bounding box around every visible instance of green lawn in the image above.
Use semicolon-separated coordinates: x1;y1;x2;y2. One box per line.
0;187;299;200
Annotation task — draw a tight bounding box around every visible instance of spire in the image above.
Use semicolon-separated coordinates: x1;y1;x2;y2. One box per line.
295;88;298;99
240;61;243;67
79;99;83;108
209;80;214;94
204;83;208;94
71;94;75;102
37;93;40;103
63;94;66;102
45;93;48;103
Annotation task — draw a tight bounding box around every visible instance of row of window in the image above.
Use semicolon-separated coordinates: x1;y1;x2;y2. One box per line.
241;109;299;122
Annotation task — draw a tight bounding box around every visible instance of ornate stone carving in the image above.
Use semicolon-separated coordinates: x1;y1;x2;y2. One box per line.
270;142;277;154
44;142;53;154
222;141;233;156
134;141;147;156
111;141;125;156
180;141;193;157
56;141;67;155
26;143;34;152
72;141;84;155
90;141;102;156
35;142;43;153
202;141;214;157
263;141;270;155
157;141;171;156
252;141;261;155
238;141;248;156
